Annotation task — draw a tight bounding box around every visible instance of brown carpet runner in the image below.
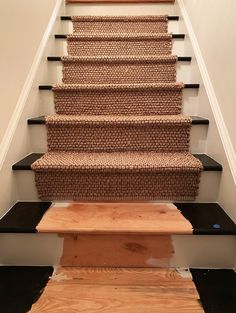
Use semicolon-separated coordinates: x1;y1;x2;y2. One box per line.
32;152;202;201
45;115;191;152
62;55;177;84
71;15;169;34
53;83;184;115
32;15;203;200
67;33;173;56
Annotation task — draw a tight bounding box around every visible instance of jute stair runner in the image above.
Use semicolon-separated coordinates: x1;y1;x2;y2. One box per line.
32;15;203;200
46;115;191;152
32;152;202;200
62;55;177;84
71;15;169;34
67;34;173;56
53;83;184;115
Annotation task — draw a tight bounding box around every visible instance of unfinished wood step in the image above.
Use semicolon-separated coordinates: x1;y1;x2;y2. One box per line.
67;33;173;56
71;15;170;34
44;114;191;152
30;267;204;313
62;55;178;84
52;83;184;115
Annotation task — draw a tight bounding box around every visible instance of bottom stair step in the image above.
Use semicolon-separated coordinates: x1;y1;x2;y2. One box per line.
1;266;235;313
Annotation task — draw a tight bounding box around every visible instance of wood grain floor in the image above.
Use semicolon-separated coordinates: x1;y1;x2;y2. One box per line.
30;267;204;313
37;202;193;235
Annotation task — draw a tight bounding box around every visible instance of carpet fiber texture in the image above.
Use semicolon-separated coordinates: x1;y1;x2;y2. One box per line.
33;15;203;200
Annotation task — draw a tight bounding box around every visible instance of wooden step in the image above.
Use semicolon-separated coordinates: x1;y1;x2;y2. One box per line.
1;266;235;313
30;267;203;313
12;152;222;171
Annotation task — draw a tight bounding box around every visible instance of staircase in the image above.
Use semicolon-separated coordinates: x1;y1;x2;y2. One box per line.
0;0;235;312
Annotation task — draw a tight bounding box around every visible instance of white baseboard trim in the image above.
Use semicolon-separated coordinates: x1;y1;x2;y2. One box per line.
0;0;63;171
178;0;236;185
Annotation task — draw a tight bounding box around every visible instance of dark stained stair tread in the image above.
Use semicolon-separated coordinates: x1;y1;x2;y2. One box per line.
0;202;51;233
47;56;192;61
175;203;236;234
61;15;180;21
0;202;235;235
55;33;186;39
12;153;222;171
27;115;209;125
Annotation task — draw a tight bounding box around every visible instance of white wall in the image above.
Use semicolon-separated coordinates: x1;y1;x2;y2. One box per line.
0;0;58;143
181;0;236;153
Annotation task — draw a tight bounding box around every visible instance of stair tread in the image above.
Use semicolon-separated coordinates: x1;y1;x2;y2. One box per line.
71;15;170;21
46;114;192;124
1;201;235;234
28;115;209;125
36;202;193;234
52;82;184;90
32;152;202;171
67;33;173;40
12;153;222;171
62;55;178;62
30;267;203;313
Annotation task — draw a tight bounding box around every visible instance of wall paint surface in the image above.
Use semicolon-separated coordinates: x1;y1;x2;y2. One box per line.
182;0;236;150
0;0;57;143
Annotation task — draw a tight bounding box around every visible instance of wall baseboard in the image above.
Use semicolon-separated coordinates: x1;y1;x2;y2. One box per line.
178;0;236;185
0;0;63;171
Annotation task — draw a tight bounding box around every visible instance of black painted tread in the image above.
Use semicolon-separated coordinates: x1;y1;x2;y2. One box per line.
0;201;235;235
27;115;209;125
12;153;222;171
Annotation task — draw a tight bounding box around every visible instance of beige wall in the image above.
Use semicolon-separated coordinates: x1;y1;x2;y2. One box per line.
182;0;236;150
0;0;57;143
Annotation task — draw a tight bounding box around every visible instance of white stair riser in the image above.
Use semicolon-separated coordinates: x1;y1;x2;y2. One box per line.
0;233;234;268
66;3;178;17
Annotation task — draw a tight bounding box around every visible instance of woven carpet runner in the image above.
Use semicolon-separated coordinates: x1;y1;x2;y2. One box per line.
32;15;203;201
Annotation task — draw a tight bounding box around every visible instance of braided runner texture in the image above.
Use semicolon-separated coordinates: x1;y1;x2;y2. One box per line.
46;115;191;152
67;34;173;56
32;14;203;200
53;83;184;115
32;152;203;201
71;15;169;34
62;56;177;84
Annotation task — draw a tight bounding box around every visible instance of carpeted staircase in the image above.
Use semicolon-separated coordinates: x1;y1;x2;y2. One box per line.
32;15;203;201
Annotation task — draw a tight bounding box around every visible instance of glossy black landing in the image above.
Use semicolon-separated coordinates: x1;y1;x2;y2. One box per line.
191;269;236;313
12;153;222;171
175;203;236;235
0;266;53;313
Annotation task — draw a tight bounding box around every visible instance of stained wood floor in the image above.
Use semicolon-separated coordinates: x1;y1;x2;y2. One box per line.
30;267;204;313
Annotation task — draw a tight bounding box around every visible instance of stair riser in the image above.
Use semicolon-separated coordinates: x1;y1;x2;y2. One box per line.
67;38;172;56
29;124;207;153
14;171;221;202
0;233;234;268
46;122;190;152
66;4;178;16
53;86;183;115
72;20;168;34
62;60;177;84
